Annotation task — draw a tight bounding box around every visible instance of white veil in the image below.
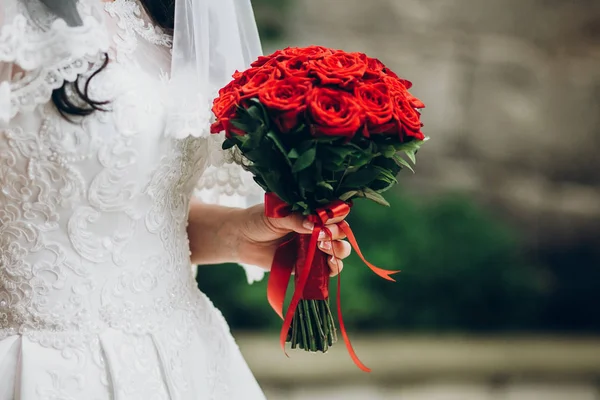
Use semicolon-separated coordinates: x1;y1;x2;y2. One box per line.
169;0;266;283
166;0;263;140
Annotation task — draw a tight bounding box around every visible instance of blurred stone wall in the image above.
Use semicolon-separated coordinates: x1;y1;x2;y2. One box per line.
283;0;600;249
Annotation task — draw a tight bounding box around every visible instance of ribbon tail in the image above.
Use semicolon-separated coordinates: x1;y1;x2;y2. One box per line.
267;237;297;319
330;235;371;372
338;221;400;281
336;271;371;372
279;228;322;354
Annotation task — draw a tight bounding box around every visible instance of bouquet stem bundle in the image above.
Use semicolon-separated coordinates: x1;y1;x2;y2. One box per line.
286;235;337;352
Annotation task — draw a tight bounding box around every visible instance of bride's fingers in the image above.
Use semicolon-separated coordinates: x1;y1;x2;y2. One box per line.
326;212;349;225
328;257;344;277
318;239;351;259
318;223;346;241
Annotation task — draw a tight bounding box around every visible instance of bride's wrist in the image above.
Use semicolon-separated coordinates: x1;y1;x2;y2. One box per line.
188;202;244;265
228;205;272;269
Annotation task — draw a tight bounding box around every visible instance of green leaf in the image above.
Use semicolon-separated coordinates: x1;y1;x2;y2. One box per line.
373;165;398;184
396;138;425;152
349;150;375;169
230;120;249;133
317;181;334;191
296;201;309;210
242;128;266;151
323;146;355;159
382;145;397;158
292;146;317;173
247;105;266;126
293;124;307;134
297;168;317;191
339;191;357;201
288;148;300;159
340;166;380;189
261;171;292;204
393;154;415;173
222;139;236;150
363;188;390;207
247;98;270;122
266;132;292;167
321;159;349;172
298;140;315;153
404;149;417;164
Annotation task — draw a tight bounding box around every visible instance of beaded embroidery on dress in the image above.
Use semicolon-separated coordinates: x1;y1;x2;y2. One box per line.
0;1;265;398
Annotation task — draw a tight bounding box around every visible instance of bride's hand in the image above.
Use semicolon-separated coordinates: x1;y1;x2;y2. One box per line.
234;204;352;276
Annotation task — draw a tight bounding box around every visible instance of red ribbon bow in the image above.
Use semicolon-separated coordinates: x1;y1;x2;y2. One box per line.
264;192;400;372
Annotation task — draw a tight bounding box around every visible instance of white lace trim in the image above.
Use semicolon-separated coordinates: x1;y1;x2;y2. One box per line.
8;56;104;120
0;1;110;122
105;0;173;58
0;14;110;71
164;89;214;140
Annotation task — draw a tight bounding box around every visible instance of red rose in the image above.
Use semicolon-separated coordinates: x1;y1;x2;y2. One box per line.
258;77;312;133
362;57;384;81
211;90;241;136
282;45;333;59
308;87;363;137
405;91;425;109
212;90;239;120
231;70;251;86
384;74;414;92
218;79;242;97
251;49;287;68
354;83;394;135
383;76;424;109
367;57;385;73
273;111;303;134
310;51;368;87
363;57;402;82
250;46;332;69
383;75;409;94
278;56;312;78
369;121;400;136
383;68;401;81
399;78;412;89
239;69;278;100
392;93;425;140
210;120;224;134
258;77;312;112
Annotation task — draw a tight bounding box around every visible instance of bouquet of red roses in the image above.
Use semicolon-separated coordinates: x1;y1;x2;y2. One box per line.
211;46;427;371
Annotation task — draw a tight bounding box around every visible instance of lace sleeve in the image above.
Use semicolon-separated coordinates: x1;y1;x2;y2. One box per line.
193;132;266;284
0;0;109;124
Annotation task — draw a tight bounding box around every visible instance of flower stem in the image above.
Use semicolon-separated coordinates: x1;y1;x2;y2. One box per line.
325;299;337;346
310;300;326;351
291;311;299;349
302;300;317;352
297;301;309;350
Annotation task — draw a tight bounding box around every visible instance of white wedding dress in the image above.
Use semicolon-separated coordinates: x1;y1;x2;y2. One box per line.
0;0;266;398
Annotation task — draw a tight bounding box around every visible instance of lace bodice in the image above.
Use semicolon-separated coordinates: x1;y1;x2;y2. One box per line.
1;0;243;337
0;2;266;399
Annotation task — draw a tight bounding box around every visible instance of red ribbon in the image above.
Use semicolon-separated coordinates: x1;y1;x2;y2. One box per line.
265;192;400;372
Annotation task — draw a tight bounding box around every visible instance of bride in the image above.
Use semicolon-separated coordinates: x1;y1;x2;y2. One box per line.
0;0;352;398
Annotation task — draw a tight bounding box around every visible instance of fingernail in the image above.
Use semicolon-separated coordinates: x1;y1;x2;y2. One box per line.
318;230;327;240
302;220;314;231
319;241;332;250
